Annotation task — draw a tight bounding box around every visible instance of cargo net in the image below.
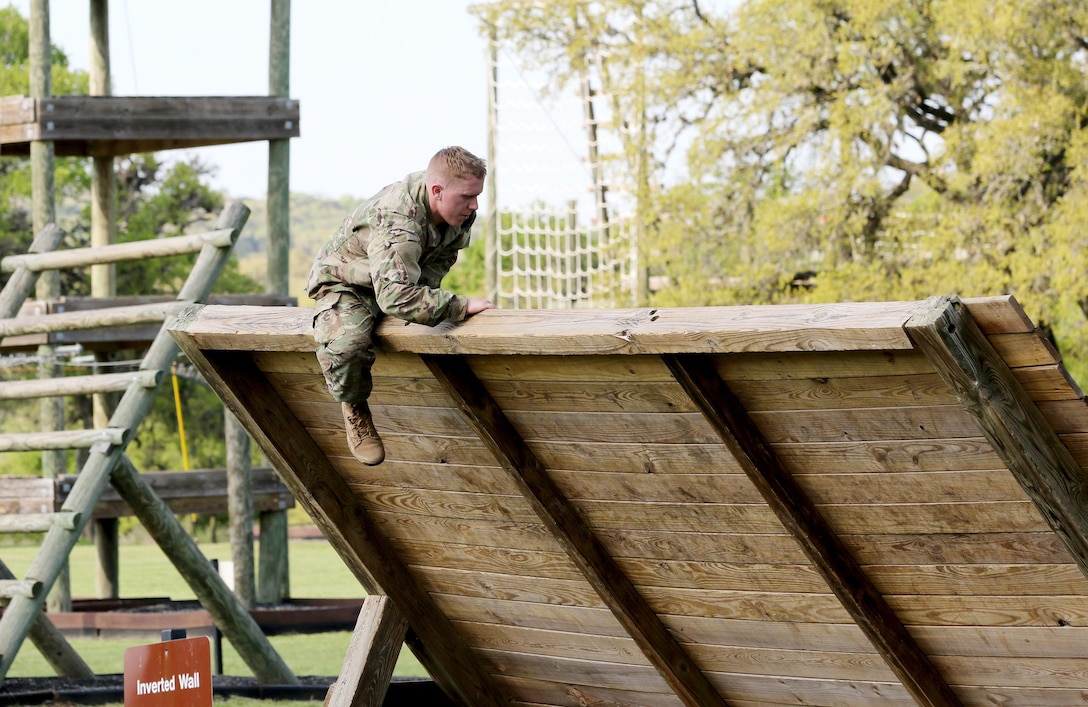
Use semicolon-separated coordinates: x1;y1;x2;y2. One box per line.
488;42;637;309
495;207;635;309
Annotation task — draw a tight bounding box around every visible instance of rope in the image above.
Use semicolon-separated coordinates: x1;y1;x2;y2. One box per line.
171;363;190;471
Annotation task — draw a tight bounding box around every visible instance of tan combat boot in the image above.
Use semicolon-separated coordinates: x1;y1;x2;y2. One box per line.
342;401;385;465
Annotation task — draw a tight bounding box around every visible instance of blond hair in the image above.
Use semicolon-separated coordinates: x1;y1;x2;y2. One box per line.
428;146;487;182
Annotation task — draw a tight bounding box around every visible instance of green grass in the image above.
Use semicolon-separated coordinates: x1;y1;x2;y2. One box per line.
1;539;429;682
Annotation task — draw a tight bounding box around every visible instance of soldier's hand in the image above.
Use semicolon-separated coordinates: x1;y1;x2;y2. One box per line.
466;298;497;315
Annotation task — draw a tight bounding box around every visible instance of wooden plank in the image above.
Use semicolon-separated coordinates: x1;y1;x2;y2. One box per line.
905;296;1088;586
715;349;937;381
775;438;1005;474
438;584;1088;630
495;674;684;707
350;483;1048;535
163;335;505;707
987;331;1061;367
174;300;923;357
370;510;1071;566
728;372;959;410
325;596;408;707
423;355;729;707
663;353;961;706
961;295;1035;334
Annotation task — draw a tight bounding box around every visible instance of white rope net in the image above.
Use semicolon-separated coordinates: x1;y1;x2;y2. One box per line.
487;43;637;309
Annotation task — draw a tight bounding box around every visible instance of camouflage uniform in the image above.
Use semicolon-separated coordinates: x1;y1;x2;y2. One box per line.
306;170;473;403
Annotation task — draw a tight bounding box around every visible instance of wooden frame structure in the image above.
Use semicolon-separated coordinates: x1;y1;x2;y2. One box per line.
0;204;297;688
169;295;1088;706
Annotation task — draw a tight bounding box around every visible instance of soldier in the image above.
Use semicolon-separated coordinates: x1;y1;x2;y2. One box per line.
306;146;496;465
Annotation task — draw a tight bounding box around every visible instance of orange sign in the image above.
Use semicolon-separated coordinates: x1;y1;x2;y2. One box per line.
124;636;213;707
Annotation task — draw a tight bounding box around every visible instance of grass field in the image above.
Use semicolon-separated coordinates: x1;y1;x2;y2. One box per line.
1;538;430;684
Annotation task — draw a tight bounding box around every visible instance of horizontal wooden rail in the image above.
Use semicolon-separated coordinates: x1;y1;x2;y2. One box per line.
0;512;80;534
0;370;161;400
0;229;234;273
55;467;295;519
0;428;125;452
0;580;41;600
0;300;191;338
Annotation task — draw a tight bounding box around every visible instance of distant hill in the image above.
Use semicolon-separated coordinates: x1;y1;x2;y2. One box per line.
231;192;359;305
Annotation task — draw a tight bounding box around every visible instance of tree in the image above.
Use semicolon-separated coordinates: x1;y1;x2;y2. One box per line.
476;0;1088;378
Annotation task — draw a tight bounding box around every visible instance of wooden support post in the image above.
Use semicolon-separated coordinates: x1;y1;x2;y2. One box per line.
257;508;289;604
324;596;408;707
267;0;291;297
94;517;119;599
0;558;92;679
108;455;297;684
226;409;256;609
89;0;115;300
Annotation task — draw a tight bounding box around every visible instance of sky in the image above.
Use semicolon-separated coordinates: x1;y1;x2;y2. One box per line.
10;1;493;201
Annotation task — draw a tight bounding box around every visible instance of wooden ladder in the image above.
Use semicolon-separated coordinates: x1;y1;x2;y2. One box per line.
0;202;295;686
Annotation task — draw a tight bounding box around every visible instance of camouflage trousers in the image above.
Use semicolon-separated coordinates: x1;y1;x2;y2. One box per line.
312;287;384;404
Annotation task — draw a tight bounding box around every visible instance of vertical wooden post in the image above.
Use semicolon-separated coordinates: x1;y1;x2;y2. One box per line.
89;0;120;600
261;0;292;604
257;509;289;603
226;409;255;608
30;0;68;614
93;517;118;598
485;27;498;302
267;0;290;297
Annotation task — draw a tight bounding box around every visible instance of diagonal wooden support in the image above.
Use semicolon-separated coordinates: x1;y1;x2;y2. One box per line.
164;338;505;707
906;295;1088;581
0;202;261;686
0;224;64;319
0;557;92;679
423;354;729;707
325;595;409;707
662;353;962;707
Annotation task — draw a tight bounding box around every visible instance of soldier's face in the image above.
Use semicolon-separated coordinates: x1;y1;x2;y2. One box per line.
434;176;484;227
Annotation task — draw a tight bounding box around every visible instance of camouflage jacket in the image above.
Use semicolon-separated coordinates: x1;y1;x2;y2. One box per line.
306;171;472;325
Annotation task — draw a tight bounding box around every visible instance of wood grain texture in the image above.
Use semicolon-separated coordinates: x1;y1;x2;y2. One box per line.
168;296;1088;707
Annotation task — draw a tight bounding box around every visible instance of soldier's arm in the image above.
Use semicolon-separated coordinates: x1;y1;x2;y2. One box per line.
367;212;468;325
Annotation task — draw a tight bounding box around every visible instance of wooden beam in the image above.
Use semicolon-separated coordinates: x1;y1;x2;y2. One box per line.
0;370;160;400
0;428;124;452
0;512;79;534
662;353;962;707
0;224;64;318
168;299;926;357
164;332;505;707
325;596;408;707
1;229;234;272
0;558;93;679
906;296;1088;582
423;354;728;707
0;301;190;338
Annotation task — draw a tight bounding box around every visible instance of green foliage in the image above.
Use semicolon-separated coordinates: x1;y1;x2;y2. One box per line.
477;0;1088;378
